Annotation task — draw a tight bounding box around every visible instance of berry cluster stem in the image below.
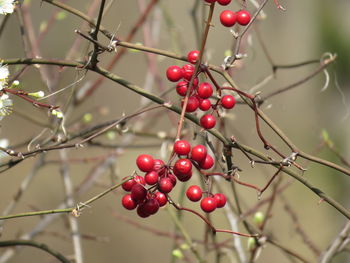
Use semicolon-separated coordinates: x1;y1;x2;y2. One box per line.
175;2;216;141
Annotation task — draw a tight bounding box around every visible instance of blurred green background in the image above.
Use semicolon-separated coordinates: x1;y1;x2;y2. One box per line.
0;0;349;262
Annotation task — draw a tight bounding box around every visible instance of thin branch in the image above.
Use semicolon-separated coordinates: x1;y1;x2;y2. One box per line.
0;240;70;263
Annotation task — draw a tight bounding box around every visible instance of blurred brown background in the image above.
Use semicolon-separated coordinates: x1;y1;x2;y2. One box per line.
0;0;349;262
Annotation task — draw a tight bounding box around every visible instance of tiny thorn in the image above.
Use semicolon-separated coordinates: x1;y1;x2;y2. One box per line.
257;192;262;200
250;160;255;168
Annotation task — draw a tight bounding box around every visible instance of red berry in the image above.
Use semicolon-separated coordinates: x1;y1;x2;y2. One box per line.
166;65;183;82
131;183;147;201
155;192;167;207
137;203;150;218
143;198;160;215
187;50;200;64
199;154;214;170
167;173;177;187
220;10;237;27
190;145;207;163
192;77;199;87
197;82;213;99
177;171;192;182
134;175;146;185
200;197;217;213
182;64;195;81
136;154;154;172
173;159;192;176
176;81;188;96
199;99;212;111
145;171;159;185
200;114;216;129
174;140;191;156
153;159;165;171
214;193;227;208
237;10;251;26
158;177;173;193
217;0;231;5
122;194;137;210
122;177;136;192
221;95;236;109
186;185;203;202
182;96;199;112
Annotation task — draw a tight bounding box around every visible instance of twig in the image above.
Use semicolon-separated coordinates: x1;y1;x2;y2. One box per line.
0;240;70;263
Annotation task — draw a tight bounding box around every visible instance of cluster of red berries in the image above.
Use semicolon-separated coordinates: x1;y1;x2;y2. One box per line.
166;51;236;130
203;0;251;28
186;185;227;213
220;9;251;27
121;141;216;217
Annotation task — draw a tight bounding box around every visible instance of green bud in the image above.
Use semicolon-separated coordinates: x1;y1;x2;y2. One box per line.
180;243;190;250
172;249;184;259
83;113;93;123
52;110;63;119
39;21;48;33
224;49;233;58
28;91;45;98
253;211;265;226
106;131;116;140
247;237;256;251
56;11;67;20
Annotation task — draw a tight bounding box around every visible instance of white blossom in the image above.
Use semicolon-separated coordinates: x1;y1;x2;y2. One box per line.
0;93;13;118
0;0;16;15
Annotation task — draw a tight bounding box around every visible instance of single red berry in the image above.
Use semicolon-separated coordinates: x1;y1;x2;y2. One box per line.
220;10;237;27
217;0;231;6
237;10;251;26
199;99;212;111
122;194;137;210
173;159;192;176
214;193;227;208
136;154;154;172
145;171;159;185
177;171;192;182
137;203;150;218
221;95;236;109
182;96;199;113
200;197;217;213
158;177;174;193
143;198;160;215
166;65;183;82
176;81;188;96
174;140;191;156
134;175;146;185
131;183;147;201
197;82;213;99
192;77;199;87
187;50;200;64
200;114;216;129
122;177;136;192
199;154;214;170
153;159;165;171
155;192;167;207
167;173;177;187
191;145;207;163
186;185;203;202
182;64;195;81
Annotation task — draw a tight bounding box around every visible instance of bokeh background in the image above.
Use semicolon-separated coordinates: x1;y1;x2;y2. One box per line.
0;0;349;262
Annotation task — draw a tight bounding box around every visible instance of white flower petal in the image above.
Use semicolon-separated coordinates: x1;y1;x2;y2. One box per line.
0;65;9;80
0;0;15;15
